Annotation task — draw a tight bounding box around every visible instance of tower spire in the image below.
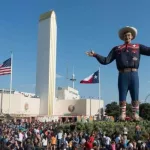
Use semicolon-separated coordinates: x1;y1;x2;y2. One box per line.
66;62;69;86
70;66;76;89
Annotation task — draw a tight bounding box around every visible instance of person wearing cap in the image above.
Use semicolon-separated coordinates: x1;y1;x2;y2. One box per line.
86;26;150;121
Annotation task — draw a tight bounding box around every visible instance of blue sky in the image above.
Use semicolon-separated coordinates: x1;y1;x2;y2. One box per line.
0;0;150;105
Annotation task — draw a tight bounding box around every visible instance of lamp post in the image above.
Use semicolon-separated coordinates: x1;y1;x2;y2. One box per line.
0;89;4;115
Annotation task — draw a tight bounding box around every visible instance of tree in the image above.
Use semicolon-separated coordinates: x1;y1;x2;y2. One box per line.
105;101;133;119
105;102;119;119
139;103;150;120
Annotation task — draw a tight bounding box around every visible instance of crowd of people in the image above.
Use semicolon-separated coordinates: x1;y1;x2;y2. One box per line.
0;119;150;150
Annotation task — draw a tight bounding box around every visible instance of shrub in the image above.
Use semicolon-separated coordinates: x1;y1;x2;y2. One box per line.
59;121;150;141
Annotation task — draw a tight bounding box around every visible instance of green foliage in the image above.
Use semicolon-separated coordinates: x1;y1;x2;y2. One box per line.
76;122;85;131
105;101;132;118
85;122;93;134
105;101;150;120
60;121;150;141
59;103;150;141
105;102;119;118
140;103;150;120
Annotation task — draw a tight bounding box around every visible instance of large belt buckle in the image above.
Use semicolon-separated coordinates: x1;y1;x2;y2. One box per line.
131;68;136;72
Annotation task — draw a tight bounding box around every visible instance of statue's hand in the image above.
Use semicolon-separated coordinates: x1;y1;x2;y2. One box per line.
85;50;95;57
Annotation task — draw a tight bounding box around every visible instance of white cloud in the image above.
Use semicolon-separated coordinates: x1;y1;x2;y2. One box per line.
56;74;63;78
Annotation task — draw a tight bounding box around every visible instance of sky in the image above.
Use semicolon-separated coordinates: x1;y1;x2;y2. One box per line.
1;0;150;105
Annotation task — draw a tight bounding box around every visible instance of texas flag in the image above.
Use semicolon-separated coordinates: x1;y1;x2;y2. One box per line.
80;70;99;84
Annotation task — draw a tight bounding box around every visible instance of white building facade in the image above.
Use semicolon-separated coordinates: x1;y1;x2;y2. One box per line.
54;99;104;117
56;86;80;100
0;92;40;116
36;10;57;116
0;90;104;119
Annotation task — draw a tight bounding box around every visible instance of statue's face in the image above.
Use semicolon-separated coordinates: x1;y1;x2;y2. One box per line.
123;32;133;44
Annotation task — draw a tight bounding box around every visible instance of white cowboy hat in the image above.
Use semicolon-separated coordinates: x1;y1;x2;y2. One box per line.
118;26;137;40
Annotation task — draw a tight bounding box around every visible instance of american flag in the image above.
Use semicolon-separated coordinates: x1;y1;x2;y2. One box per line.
0;58;11;76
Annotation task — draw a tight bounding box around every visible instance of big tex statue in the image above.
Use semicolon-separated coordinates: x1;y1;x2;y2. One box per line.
86;26;150;121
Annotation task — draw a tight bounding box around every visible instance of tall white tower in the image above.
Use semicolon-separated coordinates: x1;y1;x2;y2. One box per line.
36;10;57;116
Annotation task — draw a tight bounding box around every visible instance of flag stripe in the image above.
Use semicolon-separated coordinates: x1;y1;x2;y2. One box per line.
0;58;11;76
0;72;11;75
80;77;93;83
80;70;99;84
0;70;11;73
0;68;11;71
81;74;93;81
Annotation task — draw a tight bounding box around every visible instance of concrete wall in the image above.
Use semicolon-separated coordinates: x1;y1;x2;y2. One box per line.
54;99;86;116
0;93;40;115
56;87;80;100
20;96;40;115
0;93;22;114
0;93;104;117
54;99;104;116
57;89;79;100
86;99;104;116
36;11;57;116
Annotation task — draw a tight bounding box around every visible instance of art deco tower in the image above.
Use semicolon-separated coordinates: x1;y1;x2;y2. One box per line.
36;10;57;115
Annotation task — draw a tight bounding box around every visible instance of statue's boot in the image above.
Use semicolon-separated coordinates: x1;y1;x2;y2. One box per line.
119;101;126;121
132;100;141;121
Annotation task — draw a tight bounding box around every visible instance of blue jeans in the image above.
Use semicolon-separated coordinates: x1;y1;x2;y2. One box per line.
118;71;139;101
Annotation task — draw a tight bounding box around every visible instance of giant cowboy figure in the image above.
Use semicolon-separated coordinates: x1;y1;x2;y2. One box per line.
86;26;150;121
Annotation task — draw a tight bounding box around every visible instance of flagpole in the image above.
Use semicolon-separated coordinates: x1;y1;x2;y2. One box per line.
98;66;101;120
9;51;13;114
98;67;101;100
0;89;4;114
